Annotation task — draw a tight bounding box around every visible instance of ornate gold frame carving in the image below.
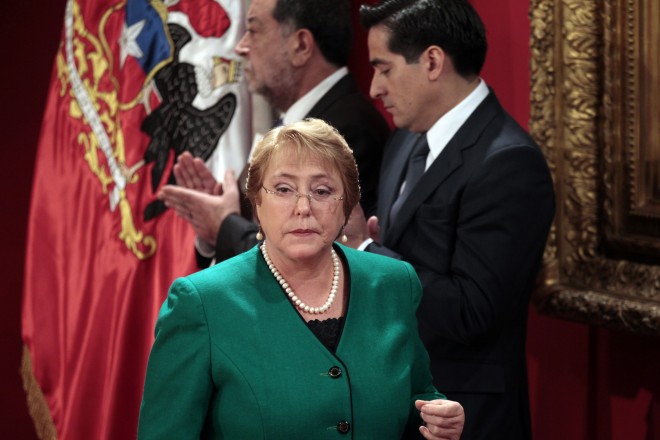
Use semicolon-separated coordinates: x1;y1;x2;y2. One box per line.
530;0;660;336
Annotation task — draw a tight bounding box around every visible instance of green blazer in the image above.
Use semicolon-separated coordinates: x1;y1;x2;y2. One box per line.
138;244;442;439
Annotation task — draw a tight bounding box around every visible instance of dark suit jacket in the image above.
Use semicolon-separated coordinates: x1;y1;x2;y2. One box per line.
198;73;390;267
368;91;555;439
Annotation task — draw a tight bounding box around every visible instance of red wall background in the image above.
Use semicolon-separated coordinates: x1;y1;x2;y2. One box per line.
2;0;658;438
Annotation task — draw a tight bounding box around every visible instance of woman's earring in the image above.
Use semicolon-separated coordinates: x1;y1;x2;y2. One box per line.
256;228;264;241
341;233;348;243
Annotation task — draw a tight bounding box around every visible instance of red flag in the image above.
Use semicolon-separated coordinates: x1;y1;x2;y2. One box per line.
21;0;250;438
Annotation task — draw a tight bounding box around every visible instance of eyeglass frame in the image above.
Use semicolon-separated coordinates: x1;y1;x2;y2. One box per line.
261;185;344;206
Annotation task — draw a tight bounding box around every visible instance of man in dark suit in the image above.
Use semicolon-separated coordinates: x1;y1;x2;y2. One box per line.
345;1;556;438
159;0;389;266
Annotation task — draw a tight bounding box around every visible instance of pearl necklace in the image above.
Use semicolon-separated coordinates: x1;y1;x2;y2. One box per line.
260;242;340;314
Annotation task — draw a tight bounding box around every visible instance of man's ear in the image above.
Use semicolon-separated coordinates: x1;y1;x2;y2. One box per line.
423;45;445;81
289;28;314;67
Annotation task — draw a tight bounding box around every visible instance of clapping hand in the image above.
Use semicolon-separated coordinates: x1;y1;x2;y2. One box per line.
342;204;381;248
158;152;240;246
171;151;218;194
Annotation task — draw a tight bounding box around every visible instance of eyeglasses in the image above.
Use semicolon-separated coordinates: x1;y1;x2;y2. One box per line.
262;185;344;206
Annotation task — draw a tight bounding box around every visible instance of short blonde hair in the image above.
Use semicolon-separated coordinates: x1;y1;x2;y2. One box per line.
246;118;360;224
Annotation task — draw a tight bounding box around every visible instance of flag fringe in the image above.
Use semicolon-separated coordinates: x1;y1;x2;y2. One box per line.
20;345;58;440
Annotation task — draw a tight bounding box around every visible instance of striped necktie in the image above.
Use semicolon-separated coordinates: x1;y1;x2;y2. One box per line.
389;134;429;224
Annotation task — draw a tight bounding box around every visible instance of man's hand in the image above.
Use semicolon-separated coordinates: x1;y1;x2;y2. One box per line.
342;204;382;248
159;169;241;245
172;151;219;194
342;205;369;248
366;215;380;243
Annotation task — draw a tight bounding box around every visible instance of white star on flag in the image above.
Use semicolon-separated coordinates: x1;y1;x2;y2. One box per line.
119;20;145;68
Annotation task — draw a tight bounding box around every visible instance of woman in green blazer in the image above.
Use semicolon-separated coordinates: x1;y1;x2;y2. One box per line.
138;119;464;439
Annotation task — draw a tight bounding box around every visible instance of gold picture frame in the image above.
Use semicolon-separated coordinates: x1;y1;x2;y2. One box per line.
530;0;660;336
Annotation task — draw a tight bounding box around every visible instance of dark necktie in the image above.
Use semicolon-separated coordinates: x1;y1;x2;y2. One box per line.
389;134;429;224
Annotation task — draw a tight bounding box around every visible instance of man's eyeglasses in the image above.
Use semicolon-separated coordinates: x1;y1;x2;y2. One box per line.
262;185;344;207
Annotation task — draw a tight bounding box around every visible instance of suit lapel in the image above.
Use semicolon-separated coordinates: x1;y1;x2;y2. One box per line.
384;92;503;245
305;74;356;118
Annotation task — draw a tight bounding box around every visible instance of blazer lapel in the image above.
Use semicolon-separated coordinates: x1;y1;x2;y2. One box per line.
384;92;503;245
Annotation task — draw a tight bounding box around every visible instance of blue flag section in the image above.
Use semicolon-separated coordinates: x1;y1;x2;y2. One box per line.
123;0;172;74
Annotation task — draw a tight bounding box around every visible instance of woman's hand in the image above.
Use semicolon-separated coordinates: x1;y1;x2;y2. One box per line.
415;399;464;440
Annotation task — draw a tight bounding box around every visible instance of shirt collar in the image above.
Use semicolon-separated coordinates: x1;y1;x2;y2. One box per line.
424;79;490;168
